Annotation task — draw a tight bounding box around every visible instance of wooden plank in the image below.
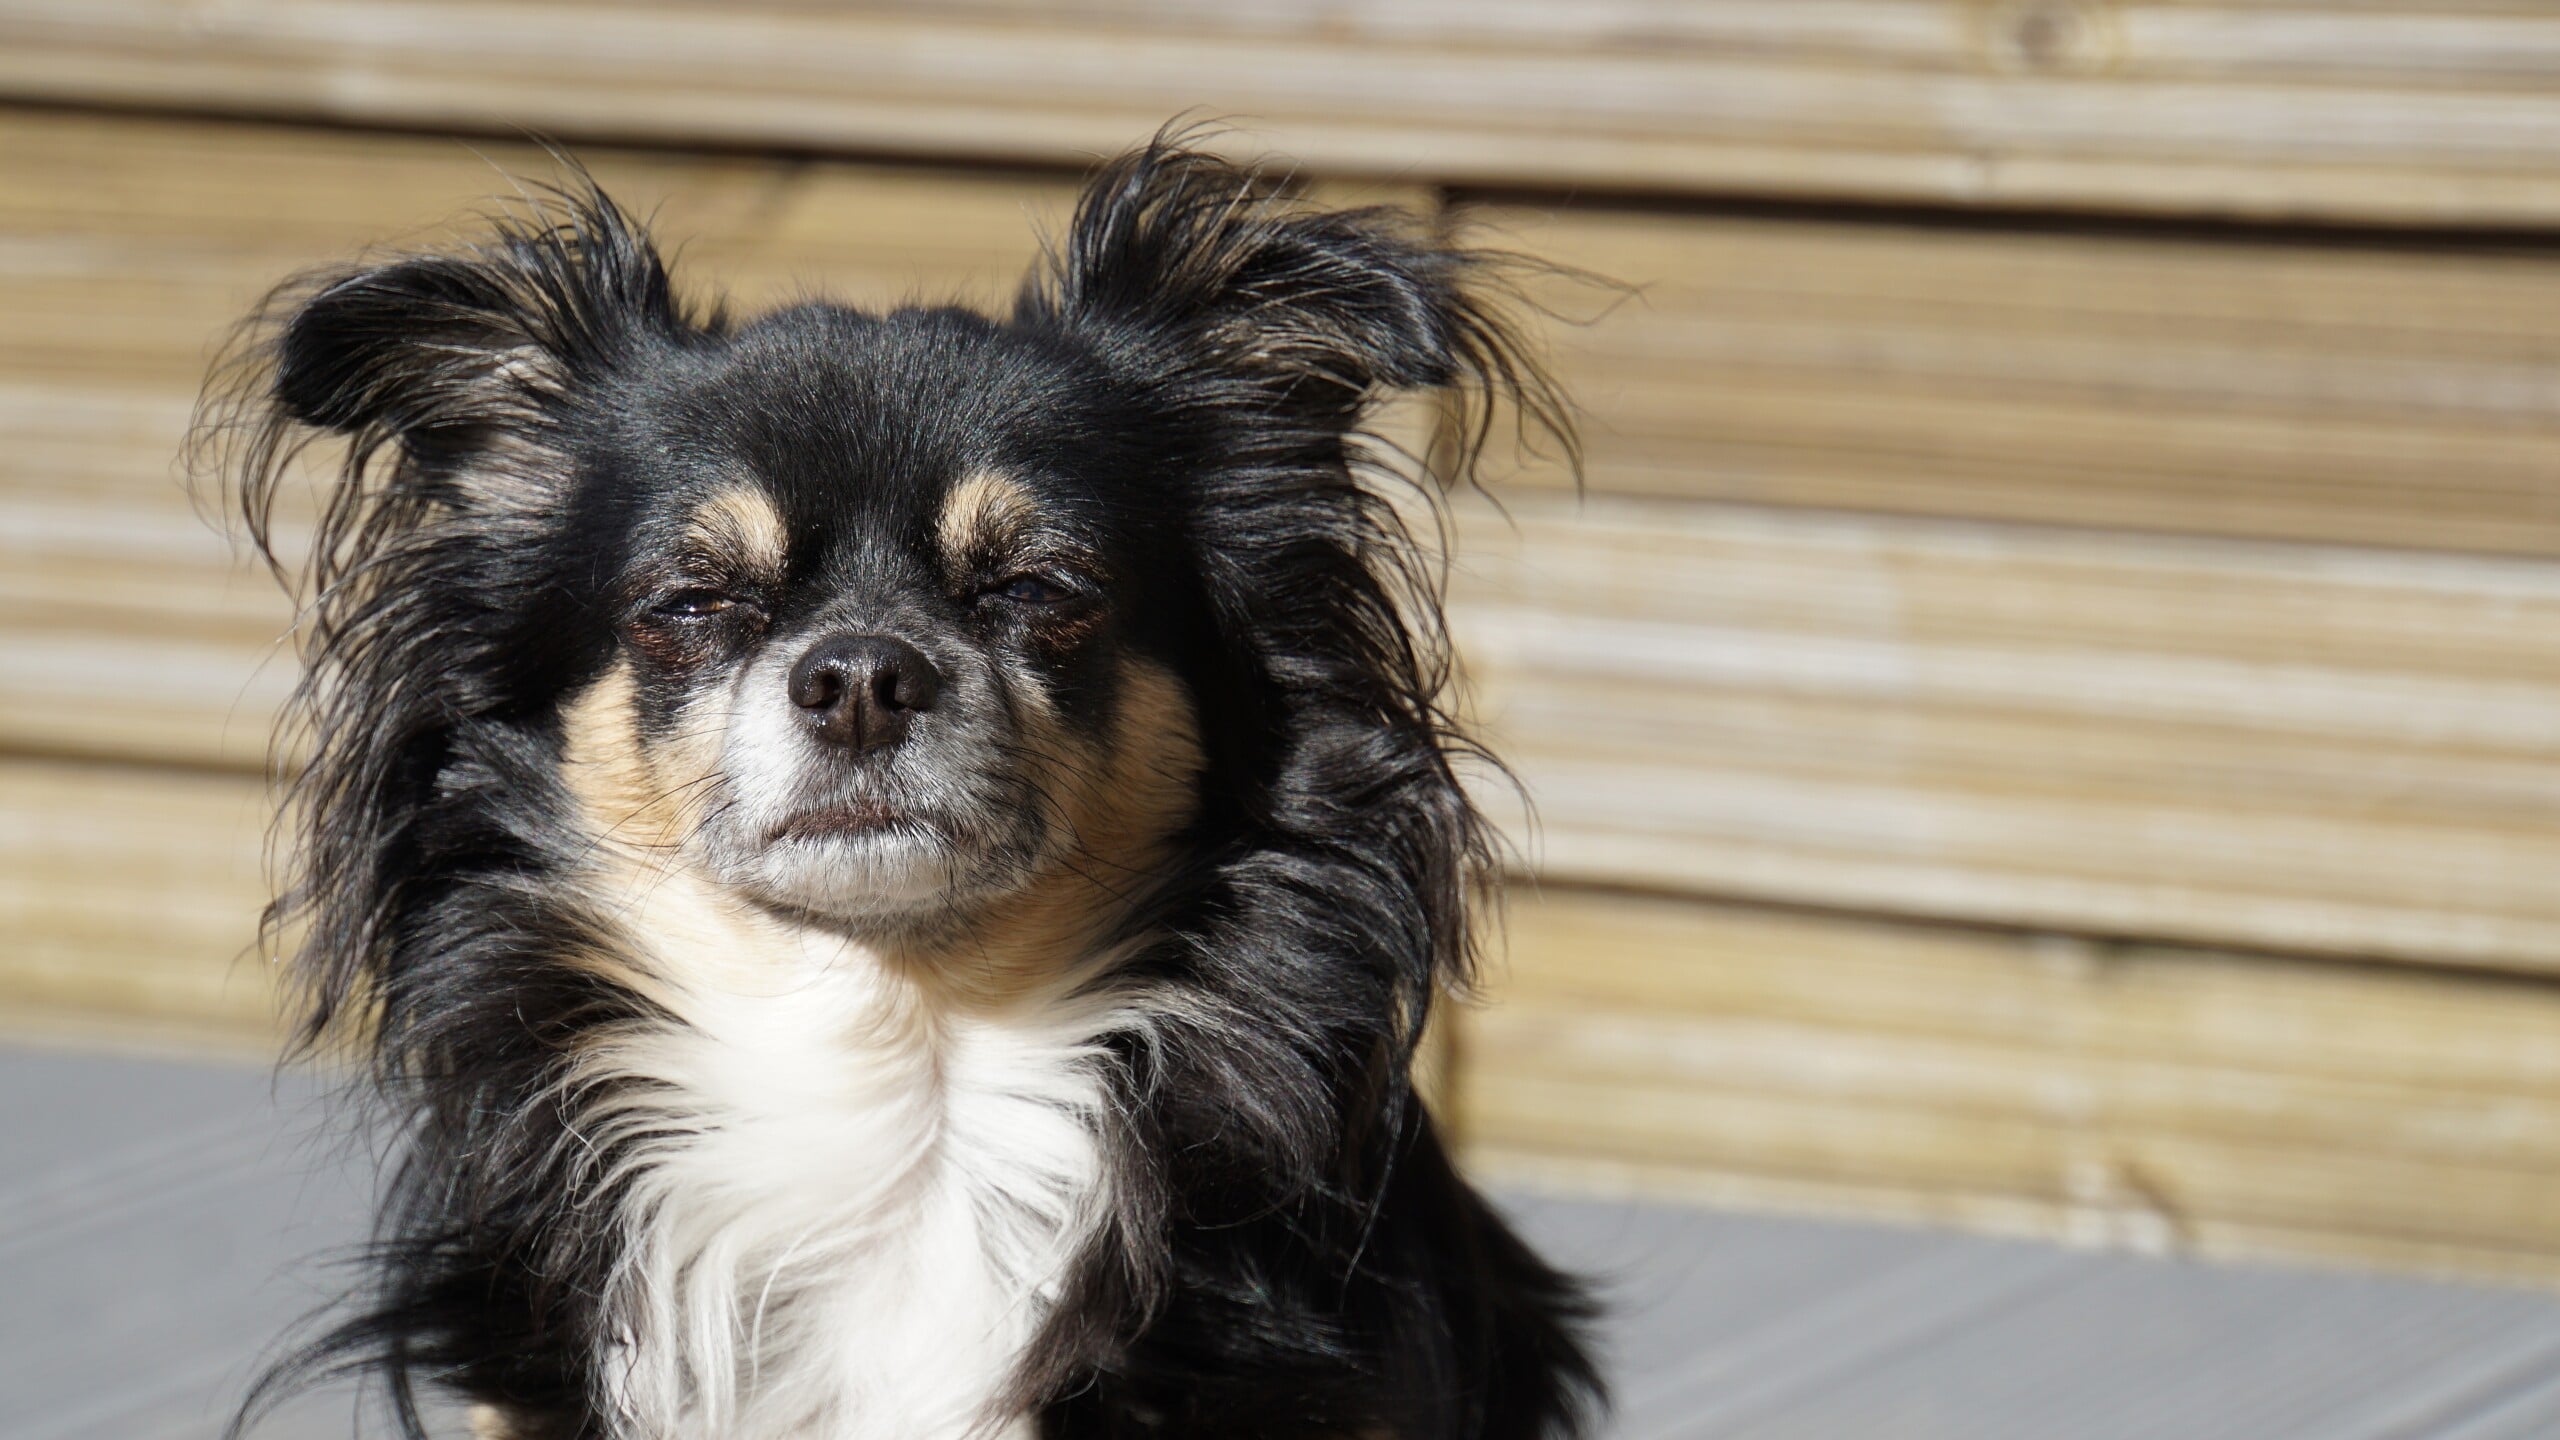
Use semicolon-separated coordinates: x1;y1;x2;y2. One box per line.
1459;887;2560;1286
0;109;1076;768
1464;200;2560;556
5;4;2560;226
1449;491;2560;972
0;107;1067;382
0;760;276;1037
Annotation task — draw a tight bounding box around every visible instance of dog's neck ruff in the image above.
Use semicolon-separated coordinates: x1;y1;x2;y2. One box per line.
568;862;1123;1440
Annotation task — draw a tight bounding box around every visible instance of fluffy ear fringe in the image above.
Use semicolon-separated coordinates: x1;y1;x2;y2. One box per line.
1023;126;1579;492
1022;134;1588;1199
196;175;685;598
188;175;689;1062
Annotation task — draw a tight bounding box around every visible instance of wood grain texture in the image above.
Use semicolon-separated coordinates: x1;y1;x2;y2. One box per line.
17;111;2560;971
1449;491;2560;973
0;760;276;1035
3;2;2560;226
12;108;2560;1277
1465;199;2560;555
0;106;1069;388
1460;887;2560;1286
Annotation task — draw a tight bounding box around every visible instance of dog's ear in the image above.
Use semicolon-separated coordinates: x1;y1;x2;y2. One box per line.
1021;141;1580;1201
1028;139;1536;420
266;183;680;445
191;182;690;1059
271;257;559;435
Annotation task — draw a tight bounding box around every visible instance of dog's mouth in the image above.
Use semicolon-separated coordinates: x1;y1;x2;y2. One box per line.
769;798;922;844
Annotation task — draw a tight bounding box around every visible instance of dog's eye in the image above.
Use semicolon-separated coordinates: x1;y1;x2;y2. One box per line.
988;574;1069;605
652;587;740;619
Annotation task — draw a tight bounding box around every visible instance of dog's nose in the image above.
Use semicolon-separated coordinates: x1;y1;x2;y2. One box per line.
787;634;941;753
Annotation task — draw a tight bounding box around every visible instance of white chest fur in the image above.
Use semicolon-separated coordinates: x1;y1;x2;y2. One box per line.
568;877;1120;1440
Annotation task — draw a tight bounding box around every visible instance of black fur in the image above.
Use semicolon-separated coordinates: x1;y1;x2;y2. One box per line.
202;131;1601;1440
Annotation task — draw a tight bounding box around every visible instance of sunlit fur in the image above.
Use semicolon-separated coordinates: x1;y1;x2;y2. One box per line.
202;131;1601;1440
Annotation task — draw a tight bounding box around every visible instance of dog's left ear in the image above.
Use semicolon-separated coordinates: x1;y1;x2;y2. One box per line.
1028;139;1522;417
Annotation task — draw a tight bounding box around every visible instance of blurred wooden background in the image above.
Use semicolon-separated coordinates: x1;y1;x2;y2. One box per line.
4;1;2560;1288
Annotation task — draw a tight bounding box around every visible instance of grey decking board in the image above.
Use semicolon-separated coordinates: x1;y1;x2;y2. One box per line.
9;1041;2560;1439
2334;1338;2560;1440
29;1372;416;1440
0;1048;284;1207
1614;1238;2087;1438
1698;1254;2560;1440
1496;1192;2560;1439
0;1147;370;1424
2;1155;363;1386
0;1047;366;1440
1488;1195;2105;1434
2426;1360;2560;1440
1493;1193;1951;1387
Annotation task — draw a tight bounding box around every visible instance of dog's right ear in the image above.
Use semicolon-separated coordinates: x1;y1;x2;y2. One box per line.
265;183;681;443
272;257;557;435
193;182;691;1064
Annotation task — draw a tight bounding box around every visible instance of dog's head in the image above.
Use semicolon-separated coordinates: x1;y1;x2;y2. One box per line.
219;137;1557;1045
327;285;1227;940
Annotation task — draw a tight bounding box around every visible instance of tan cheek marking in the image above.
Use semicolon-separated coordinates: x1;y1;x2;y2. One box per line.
936;470;1038;571
941;657;1204;997
560;662;676;851
1078;658;1208;875
688;484;788;580
556;662;677;1004
557;661;757;1004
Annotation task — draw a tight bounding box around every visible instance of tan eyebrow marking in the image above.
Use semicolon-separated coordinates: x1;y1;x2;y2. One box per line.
684;485;788;578
937;471;1040;568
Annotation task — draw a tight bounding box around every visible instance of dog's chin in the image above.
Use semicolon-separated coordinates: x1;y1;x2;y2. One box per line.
708;807;1006;929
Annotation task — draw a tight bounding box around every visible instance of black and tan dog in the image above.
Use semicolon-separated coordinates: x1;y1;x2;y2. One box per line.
208;133;1600;1440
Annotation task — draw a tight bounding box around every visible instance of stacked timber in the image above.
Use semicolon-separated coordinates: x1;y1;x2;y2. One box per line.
1;2;2559;224
3;0;2560;1280
1434;196;2560;1281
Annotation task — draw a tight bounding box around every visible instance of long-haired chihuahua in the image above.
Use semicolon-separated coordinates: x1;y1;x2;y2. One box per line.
204;131;1601;1440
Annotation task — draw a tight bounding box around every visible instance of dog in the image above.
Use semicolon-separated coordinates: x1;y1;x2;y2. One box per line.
205;132;1601;1440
